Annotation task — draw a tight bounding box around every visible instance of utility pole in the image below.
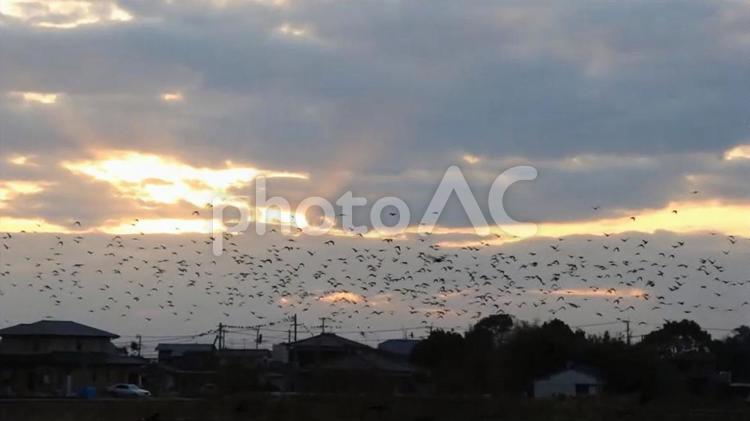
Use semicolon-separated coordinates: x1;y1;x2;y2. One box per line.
293;314;298;342
214;323;225;350
255;327;261;349
137;335;142;357
624;320;631;346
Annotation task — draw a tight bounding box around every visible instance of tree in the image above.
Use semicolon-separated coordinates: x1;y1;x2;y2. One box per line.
713;325;750;382
497;319;584;393
468;313;514;345
640;320;712;359
411;330;467;393
462;314;514;392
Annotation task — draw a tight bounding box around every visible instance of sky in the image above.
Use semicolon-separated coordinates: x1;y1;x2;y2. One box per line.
1;0;750;351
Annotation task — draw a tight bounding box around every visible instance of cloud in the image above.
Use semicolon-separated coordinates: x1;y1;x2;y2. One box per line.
0;0;133;29
9;91;59;105
6;154;37;166
0;180;47;209
160;92;183;102
62;150;308;207
2;0;750;238
319;291;364;305
724;144;750;161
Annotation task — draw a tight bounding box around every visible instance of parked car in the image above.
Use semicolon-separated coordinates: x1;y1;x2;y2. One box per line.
107;383;152;397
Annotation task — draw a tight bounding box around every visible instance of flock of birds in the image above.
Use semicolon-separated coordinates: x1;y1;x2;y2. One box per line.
1;201;749;343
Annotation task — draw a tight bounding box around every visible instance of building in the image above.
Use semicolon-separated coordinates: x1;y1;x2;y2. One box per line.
273;332;371;368
532;367;604;398
0;320;146;397
272;333;424;393
378;339;419;359
147;344;271;396
216;349;270;370
156;343;216;363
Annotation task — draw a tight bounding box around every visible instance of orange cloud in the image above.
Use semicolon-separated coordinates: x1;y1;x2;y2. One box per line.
319;291;364;304
0;217;70;233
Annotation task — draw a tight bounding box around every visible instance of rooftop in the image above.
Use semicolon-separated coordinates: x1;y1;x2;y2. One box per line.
289;333;371;349
0;320;118;339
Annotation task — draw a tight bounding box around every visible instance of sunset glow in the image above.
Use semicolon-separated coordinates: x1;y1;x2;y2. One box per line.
0;181;47;208
10;91;59;105
62;151;308;207
724;144;750;161
320;291;364;304
438;200;750;248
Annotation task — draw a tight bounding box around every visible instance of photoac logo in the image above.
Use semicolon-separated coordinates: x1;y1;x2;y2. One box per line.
211;165;537;255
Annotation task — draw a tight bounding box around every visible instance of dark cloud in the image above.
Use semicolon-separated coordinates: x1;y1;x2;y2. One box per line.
3;0;750;226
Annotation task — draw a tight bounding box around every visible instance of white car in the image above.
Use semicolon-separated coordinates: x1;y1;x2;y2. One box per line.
107;383;152;397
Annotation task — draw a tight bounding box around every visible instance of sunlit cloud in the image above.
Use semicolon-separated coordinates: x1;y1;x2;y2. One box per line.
276;23;309;38
537;200;750;238
319;291;364;304
98;218;212;235
6;155;36;166
62;151;308;207
0;181;47;209
9;91;59;105
724;144;750;161
0;217;69;233
160;92;184;102
462;154;481;165
0;0;133;29
438;200;750;248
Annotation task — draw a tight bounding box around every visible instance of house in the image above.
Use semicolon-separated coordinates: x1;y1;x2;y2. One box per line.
272;333;424;393
156;343;215;363
533;367;604;398
147;343;216;396
272;332;371;368
309;351;422;394
378;339;419;359
216;349;270;369
0;320;146;397
147;344;271;396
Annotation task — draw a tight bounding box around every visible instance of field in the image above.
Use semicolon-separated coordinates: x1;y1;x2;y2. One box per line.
1;394;749;421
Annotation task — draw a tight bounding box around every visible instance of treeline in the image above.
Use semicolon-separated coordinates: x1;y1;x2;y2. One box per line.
410;315;750;398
